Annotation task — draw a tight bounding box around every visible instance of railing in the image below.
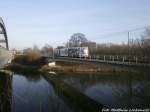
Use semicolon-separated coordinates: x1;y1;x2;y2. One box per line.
88;55;150;64
55;55;150;66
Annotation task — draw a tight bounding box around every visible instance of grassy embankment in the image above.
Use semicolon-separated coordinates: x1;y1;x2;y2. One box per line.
7;53;116;73
41;60;115;73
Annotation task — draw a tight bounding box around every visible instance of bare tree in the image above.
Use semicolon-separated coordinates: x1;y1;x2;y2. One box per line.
41;44;53;57
23;45;41;62
142;27;150;47
69;33;88;47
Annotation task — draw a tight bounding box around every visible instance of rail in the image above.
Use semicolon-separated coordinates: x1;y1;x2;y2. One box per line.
55;56;150;67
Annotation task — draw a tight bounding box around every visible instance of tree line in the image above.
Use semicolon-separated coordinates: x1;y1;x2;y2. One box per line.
14;28;150;64
13;44;53;65
66;28;150;63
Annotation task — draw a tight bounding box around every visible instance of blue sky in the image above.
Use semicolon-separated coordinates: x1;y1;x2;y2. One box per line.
0;0;150;49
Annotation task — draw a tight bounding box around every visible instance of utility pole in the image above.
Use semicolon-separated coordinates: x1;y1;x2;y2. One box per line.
128;31;130;64
68;40;69;48
53;47;55;60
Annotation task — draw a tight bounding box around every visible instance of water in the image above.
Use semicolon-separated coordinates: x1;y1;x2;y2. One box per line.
0;73;72;112
0;68;150;112
63;71;150;108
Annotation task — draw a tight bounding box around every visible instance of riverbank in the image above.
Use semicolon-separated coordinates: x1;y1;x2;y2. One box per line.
6;60;116;73
40;64;114;73
4;63;43;75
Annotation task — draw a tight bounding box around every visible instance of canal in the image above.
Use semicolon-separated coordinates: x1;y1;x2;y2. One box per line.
0;72;73;112
63;71;150;108
0;66;150;112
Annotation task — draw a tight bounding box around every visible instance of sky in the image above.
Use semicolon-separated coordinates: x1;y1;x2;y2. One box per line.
0;0;150;50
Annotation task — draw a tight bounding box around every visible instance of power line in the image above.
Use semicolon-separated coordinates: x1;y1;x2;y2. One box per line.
94;25;150;40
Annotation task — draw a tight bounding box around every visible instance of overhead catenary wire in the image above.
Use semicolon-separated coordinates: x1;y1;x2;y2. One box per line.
93;25;150;40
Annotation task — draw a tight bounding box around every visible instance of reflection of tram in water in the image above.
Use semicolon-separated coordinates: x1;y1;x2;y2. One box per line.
55;47;89;58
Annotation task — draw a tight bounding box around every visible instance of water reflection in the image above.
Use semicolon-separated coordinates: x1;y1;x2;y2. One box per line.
0;72;72;112
1;69;150;111
13;74;72;112
63;72;150;108
0;72;12;112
